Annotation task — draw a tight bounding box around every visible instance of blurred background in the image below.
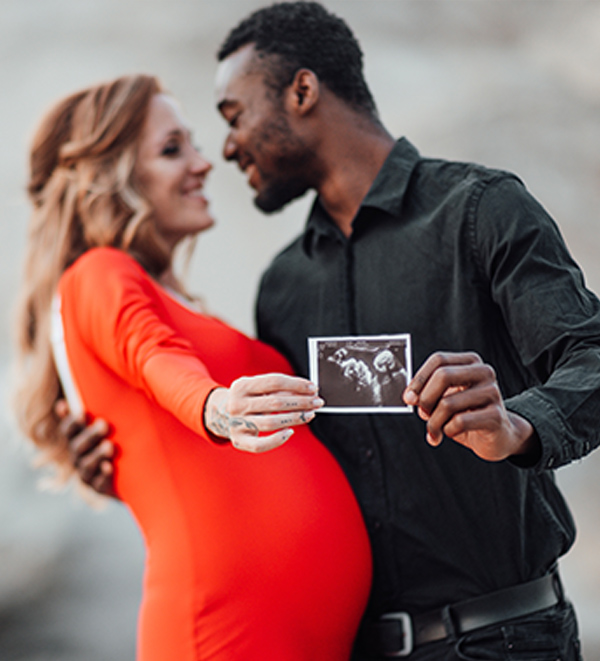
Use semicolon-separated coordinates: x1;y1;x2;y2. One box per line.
1;1;599;659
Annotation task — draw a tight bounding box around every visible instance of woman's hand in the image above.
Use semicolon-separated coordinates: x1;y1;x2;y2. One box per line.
204;373;324;453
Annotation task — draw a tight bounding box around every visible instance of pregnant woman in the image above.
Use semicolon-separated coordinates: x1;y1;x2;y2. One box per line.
14;74;371;660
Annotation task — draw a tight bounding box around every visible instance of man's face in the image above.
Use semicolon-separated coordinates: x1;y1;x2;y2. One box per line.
215;45;315;213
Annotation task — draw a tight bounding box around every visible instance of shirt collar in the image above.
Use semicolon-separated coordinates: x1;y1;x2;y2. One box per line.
302;137;421;255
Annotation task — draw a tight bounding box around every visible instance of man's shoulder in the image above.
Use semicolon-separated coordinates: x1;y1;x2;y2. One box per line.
404;152;527;221
415;153;522;189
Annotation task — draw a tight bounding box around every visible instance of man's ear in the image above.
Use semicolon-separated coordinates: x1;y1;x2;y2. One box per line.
286;69;319;115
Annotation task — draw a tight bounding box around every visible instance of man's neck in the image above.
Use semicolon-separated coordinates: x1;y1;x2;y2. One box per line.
316;125;395;237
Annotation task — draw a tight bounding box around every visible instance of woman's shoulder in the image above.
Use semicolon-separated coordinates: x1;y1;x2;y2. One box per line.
71;246;143;274
60;247;149;296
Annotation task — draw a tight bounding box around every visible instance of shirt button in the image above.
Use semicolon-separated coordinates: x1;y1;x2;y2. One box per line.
373;520;382;530
365;448;374;460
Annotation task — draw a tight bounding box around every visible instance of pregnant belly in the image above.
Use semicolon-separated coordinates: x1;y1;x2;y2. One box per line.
133;426;372;660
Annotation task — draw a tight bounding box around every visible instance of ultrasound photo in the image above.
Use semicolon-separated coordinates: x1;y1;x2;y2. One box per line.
308;334;412;413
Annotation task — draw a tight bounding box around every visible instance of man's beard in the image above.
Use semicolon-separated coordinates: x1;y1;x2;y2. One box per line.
253;174;310;213
251;111;315;213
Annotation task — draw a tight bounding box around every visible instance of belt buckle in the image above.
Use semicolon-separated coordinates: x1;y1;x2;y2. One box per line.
380;612;413;657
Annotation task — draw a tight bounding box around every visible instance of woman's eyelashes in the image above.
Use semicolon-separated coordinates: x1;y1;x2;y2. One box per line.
161;141;181;157
161;136;201;158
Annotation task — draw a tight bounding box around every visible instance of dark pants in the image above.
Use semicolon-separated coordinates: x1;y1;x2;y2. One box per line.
355;601;583;661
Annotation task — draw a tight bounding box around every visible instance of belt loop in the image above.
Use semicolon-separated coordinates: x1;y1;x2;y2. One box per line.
441;605;458;640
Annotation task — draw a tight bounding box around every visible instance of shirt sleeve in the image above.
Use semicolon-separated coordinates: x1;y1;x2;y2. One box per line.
59;247;221;440
472;176;600;470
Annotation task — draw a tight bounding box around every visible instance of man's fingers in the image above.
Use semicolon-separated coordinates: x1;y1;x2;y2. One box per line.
411;362;496;416
55;400;87;440
404;351;483;404
55;401;118;497
436;408;512;461
422;381;500;433
425;399;501;447
76;440;114;485
89;461;117;498
67;419;110;464
442;407;502;442
58;412;86;443
408;354;536;463
54;399;70;419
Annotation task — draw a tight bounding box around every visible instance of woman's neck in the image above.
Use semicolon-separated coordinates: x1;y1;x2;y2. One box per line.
157;266;179;291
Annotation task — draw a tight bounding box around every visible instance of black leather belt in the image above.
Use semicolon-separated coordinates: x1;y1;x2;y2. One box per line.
362;570;564;658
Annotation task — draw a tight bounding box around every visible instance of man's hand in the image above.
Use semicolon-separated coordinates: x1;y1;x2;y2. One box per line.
204;373;324;453
55;399;118;498
403;352;539;462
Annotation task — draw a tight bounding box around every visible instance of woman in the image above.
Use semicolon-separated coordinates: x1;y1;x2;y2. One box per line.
14;75;371;661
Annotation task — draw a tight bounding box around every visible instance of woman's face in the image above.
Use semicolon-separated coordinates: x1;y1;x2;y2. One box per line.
135;94;214;250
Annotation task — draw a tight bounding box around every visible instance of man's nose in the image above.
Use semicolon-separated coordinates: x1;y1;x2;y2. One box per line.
222;133;237;161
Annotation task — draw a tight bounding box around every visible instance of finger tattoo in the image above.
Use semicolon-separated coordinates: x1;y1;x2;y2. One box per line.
229;417;259;435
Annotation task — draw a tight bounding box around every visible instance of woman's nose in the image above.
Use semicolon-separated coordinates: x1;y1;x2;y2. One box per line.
191;150;212;174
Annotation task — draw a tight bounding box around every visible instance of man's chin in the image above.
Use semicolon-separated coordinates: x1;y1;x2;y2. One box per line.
253;196;287;214
253;184;309;214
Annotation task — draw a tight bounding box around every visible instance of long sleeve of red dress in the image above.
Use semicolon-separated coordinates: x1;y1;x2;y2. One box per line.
61;247;220;440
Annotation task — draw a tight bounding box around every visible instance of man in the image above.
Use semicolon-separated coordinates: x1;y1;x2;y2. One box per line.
66;3;599;659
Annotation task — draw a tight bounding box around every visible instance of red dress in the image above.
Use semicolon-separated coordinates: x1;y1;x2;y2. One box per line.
55;248;372;661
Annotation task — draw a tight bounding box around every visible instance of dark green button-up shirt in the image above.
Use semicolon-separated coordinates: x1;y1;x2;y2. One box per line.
256;138;600;616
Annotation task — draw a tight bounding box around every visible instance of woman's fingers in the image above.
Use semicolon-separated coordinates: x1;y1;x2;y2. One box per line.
230;428;296;454
238;409;317;433
204;374;324;453
232;373;318;397
227;408;318;453
227;374;323;416
229;391;324;416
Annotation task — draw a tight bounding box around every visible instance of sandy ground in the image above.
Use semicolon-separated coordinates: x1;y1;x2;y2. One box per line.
1;1;599;659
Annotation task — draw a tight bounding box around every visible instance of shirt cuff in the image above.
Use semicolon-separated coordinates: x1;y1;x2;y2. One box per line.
504;389;569;471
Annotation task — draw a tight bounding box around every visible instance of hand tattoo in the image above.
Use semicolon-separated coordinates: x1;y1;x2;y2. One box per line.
208;403;259;440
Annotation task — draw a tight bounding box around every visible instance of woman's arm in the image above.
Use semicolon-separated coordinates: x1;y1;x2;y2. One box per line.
58;249;324;494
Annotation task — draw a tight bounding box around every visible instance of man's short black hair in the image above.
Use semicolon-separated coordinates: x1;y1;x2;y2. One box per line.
217;1;377;116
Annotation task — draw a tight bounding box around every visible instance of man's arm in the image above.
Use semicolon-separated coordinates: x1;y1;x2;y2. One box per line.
403;351;541;463
469;177;600;469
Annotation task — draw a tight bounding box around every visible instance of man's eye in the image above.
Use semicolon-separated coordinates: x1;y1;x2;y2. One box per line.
229;114;241;128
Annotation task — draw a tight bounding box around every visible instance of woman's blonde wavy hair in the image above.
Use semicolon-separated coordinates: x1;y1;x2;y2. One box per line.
13;74;169;483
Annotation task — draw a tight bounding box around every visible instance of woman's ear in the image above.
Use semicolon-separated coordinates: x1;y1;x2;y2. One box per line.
286;69;319;115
